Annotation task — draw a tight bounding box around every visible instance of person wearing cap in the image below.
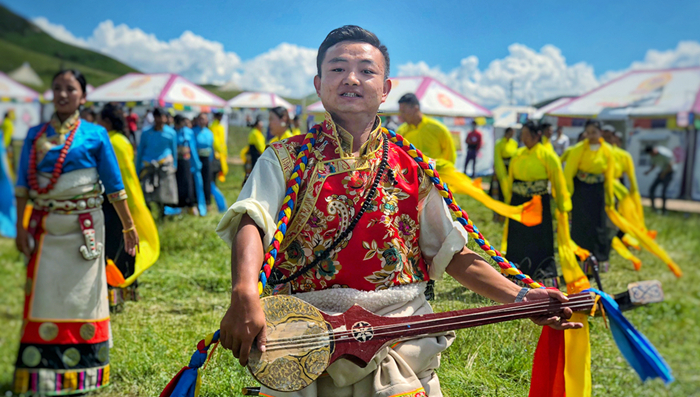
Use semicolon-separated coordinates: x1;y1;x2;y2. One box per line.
563;119;616;271
644;145;675;215
136;107;179;216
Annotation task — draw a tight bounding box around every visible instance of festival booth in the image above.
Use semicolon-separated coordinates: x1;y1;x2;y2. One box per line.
0;71;41;143
547;67;700;200
227;91;296;127
88;73;227;141
491;105;536;141
307;76;494;175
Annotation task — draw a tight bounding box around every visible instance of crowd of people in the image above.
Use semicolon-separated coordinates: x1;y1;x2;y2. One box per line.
0;25;681;397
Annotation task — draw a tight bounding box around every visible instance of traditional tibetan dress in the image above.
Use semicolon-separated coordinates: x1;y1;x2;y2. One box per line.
13;113;126;395
564;139;616;264
104;130;160;310
502;142;571;284
174;126;199;208
490;136;518;203
194;125;214;206
217;115;470;397
241;126;266;184
397;117;542;227
136;125;178;206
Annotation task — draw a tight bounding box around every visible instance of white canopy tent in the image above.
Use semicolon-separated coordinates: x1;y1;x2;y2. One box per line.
0;71;41;141
88;73;226;110
227;91;297;127
8;62;43;87
546;67;700;200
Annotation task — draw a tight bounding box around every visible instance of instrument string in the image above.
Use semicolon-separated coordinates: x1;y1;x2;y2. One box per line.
260;301;594;353
261;296;593;351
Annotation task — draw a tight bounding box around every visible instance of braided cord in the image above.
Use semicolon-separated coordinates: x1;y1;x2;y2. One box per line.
256;124;543;292
385;129;543;289
257;126;319;294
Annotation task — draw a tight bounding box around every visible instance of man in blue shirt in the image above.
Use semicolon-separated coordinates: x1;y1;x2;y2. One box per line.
136;108;179;213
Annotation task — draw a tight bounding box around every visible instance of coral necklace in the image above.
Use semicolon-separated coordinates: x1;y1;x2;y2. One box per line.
28;120;80;195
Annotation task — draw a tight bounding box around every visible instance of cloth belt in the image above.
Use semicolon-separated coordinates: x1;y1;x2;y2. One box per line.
33;195;104;214
177;146;192;160
512;179;549;197
197;148;212;157
576;171;605;184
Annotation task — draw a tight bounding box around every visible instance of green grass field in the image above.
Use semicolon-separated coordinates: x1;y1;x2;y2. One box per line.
1;163;698;396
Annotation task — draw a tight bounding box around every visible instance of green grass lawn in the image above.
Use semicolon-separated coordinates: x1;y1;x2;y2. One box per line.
1;164;698;396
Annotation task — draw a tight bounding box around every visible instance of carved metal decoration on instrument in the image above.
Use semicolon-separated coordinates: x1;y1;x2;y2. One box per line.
247;292;596;392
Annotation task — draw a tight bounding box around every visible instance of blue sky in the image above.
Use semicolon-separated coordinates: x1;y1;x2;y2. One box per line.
4;0;700;104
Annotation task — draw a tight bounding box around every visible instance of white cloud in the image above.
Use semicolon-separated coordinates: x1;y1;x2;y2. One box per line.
30;16;700;106
601;40;700;83
32;16;89;48
398;44;600;108
233;43;317;97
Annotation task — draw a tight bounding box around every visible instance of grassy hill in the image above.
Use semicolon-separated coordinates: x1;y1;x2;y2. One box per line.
0;3;138;90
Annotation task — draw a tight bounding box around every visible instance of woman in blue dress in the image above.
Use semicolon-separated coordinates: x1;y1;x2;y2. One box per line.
13;69;139;395
193;113;214;207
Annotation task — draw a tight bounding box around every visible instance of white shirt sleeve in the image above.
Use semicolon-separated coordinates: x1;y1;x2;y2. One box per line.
418;186;469;280
216;153;469;281
215;149;286;248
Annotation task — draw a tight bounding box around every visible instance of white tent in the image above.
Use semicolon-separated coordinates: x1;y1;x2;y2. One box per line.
546;67;700;201
532;97;575;120
548;67;700;118
88;73;226;110
307;76;492;118
0;71;41;141
8;62;43;87
227;92;296;113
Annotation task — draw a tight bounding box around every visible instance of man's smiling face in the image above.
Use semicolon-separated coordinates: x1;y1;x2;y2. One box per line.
314;41;391;118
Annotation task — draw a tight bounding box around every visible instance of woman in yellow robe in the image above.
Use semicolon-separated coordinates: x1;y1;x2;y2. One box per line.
268;106;295;144
99;104;160;308
241;116;266;185
502;121;571;285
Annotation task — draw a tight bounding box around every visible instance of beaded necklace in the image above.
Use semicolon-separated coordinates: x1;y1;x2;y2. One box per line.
28;120;80;195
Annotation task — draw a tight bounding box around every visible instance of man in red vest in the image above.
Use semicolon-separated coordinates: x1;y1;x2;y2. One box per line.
216;25;578;397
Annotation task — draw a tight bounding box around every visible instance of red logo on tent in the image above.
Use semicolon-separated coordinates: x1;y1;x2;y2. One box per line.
438;93;453;108
182;87;196;100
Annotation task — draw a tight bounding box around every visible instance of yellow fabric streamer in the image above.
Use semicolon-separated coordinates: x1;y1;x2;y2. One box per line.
211;119;229;181
555;210;592;397
612;236;642;271
109;131;160;287
436;162;543;227
605;207;682;277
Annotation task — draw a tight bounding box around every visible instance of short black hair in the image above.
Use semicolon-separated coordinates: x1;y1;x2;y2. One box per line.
173;114;185;124
398;93;420;108
584;119;601;129
317;25;390;79
523;120;540;137
644;146;654;154
152;107;165;118
539;122;552;131
505;127;514;134
52;69;87;95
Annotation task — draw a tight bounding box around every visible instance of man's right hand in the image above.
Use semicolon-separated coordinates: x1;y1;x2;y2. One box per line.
15;226;31;257
219;287;267;366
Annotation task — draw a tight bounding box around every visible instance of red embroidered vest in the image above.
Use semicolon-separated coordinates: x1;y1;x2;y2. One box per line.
269;120;432;293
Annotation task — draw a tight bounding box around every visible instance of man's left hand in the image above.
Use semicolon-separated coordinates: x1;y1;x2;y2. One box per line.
524;288;584;330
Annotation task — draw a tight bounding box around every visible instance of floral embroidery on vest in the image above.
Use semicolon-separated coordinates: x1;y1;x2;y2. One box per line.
269;117;431;293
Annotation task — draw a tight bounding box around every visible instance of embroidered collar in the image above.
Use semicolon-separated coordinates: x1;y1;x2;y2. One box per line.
49;111;80;135
322;112;383;159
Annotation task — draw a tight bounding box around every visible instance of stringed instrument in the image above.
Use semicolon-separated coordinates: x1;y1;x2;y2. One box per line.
247;292;595;392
